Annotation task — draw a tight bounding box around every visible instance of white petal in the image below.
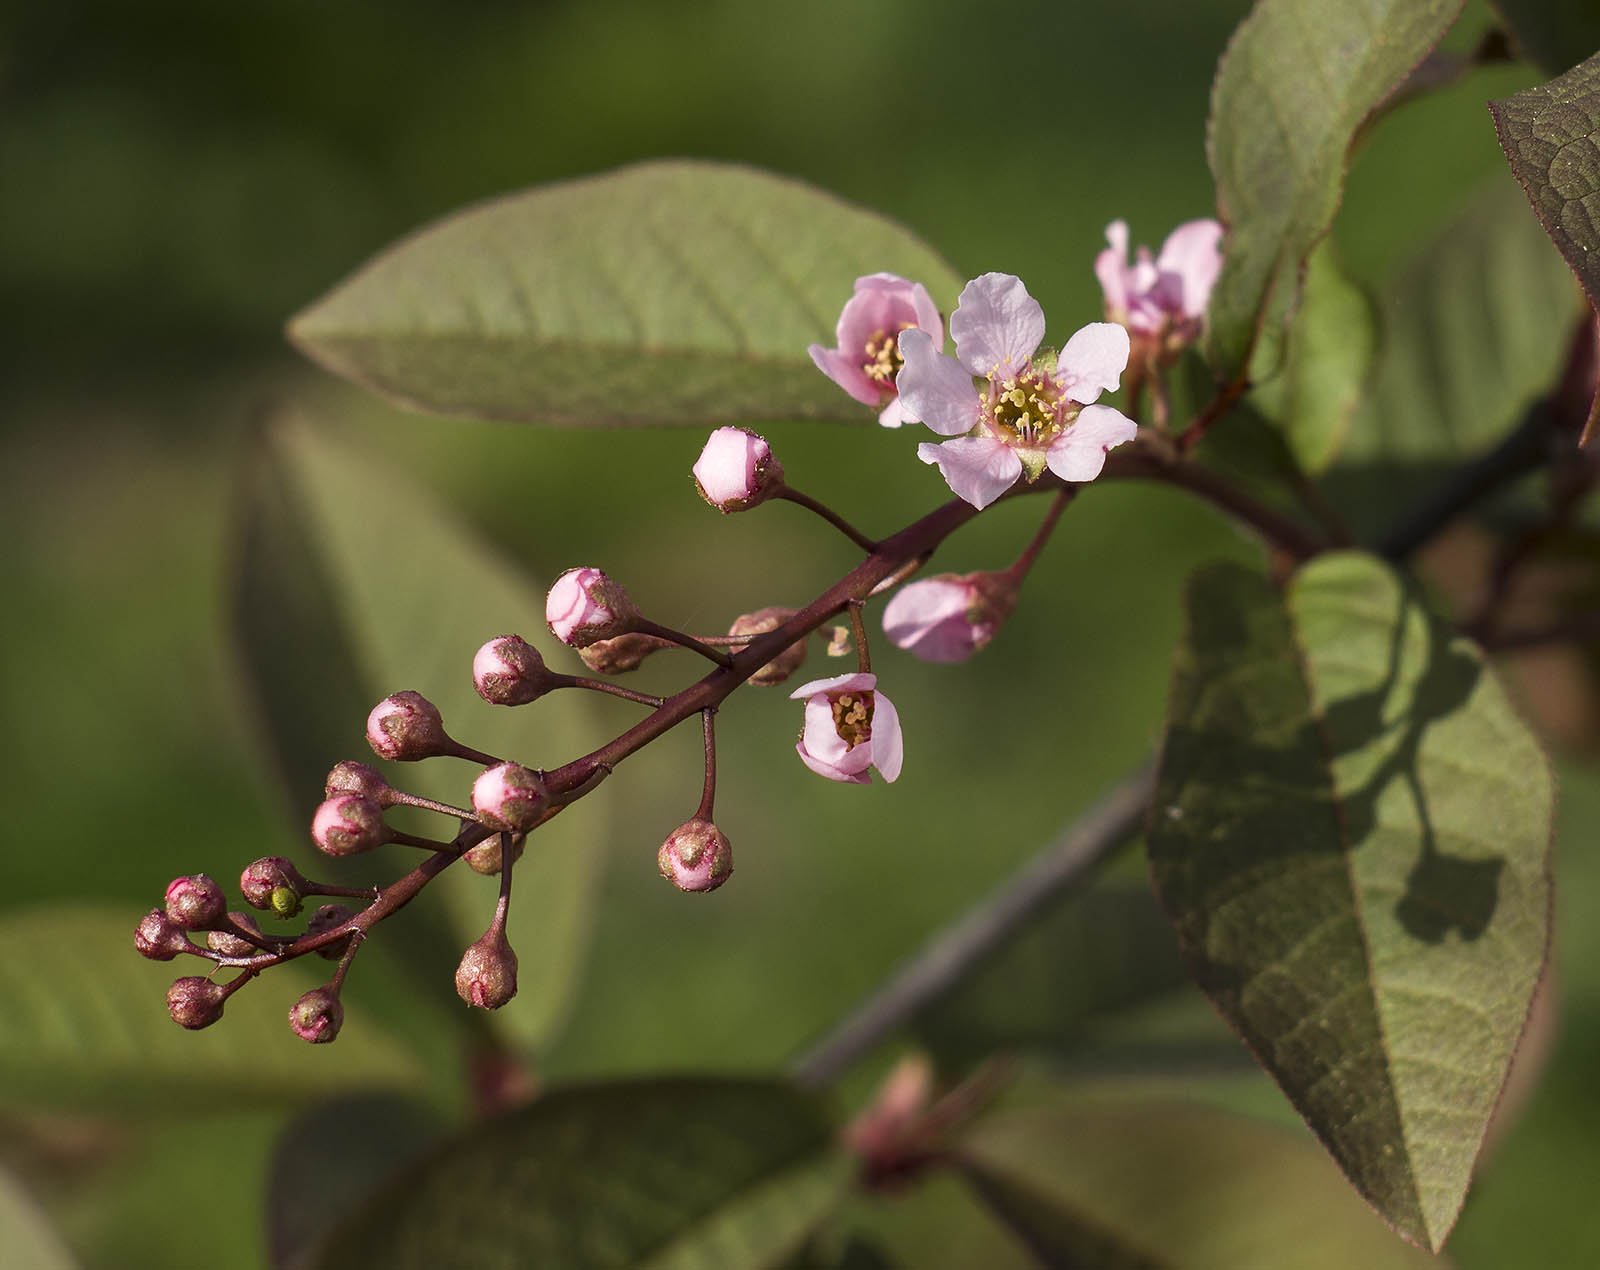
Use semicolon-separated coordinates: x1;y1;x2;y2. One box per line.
950;273;1045;377
869;691;904;783
1056;323;1130;404
896;328;981;436
1045;406;1139;482
916;437;1022;510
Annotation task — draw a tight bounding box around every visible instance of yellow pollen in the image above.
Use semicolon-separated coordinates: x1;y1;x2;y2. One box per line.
981;368;1069;444
861;327;908;388
831;691;875;748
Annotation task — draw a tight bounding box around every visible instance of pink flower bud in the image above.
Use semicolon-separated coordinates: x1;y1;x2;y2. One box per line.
882;572;1018;663
366;690;449;761
692;427;784;512
288;987;344;1044
164;874;226;931
471;762;549;832
727;606;807;686
545;568;639;648
473;634;555;706
207;912;265;958
657;818;733;893
791;672;904;784
167;976;227;1029
455;927;518;1009
311;794;386;857
324;760;394;804
578;631;674;675
135;909;194;961
240;856;308;911
464;830;526;876
306;904;356;960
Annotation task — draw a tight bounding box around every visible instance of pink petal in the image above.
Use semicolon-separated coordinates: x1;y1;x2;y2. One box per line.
916;437;1022;510
883;578;980;663
1094;220;1130;313
949;273;1045;377
1056;323;1130;404
897;329;980;437
869;691;903;783
800;696;870;774
692;427;768;506
1155;219;1225;318
878;396;914;428
808;344;881;407
795;740;870;784
1045;405;1138;482
790;671;877;700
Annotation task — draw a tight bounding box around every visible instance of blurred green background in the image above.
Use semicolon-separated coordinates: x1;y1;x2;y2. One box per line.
4;0;1596;1266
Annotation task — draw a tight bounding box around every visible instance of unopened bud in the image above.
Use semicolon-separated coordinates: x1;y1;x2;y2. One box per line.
164;874;226;930
692;427;785;512
135;909;193;961
578;631;674;675
657;818;733;893
727;606;807;685
288;987;344;1044
324;760;394;805
471;762;549;832
545;568;639;648
473;635;557;706
311;794;386;857
465;831;526;876
366;690;449;761
455;927;519;1009
207;912;264;958
306;904;356;960
167;976;227;1030
241;856;308;911
270;885;303;919
882;571;1018;663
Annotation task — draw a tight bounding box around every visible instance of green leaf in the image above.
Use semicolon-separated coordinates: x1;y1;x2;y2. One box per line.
0;906;424;1113
308;1078;851;1270
288;160;962;427
1147;553;1553;1250
1490;49;1600;311
1205;0;1463;379
1487;0;1600;78
957;1087;1450;1268
0;1165;77;1270
233;412;610;1055
1248;241;1375;475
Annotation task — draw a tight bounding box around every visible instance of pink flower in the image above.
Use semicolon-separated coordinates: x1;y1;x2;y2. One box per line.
692;427;784;511
808;273;944;427
790;671;903;784
895;273;1138;510
882;572;1016;663
1095;219;1223;341
546;567;638;648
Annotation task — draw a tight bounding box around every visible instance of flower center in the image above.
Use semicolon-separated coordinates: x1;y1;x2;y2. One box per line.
981;366;1070;445
831;691;875;748
861;328;908;388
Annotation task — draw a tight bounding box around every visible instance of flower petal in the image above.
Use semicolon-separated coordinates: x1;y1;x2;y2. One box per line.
790;671;877;700
869;691;904;783
795;740;870;784
896;329;981;436
877;396;913;428
949;273;1045;377
1045;405;1138;482
808;344;881;406
916;437;1022;510
1056;323;1130;404
1155;219;1225;318
1094;220;1130;314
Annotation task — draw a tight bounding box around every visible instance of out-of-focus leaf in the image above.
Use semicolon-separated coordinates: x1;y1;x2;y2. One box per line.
288;160;962;427
1249;241;1374;475
0;906;423;1113
957;1087;1449;1268
1491;50;1600;310
1488;0;1600;79
1206;0;1462;379
233;412;610;1054
308;1078;851;1270
1147;553;1553;1250
0;1164;77;1270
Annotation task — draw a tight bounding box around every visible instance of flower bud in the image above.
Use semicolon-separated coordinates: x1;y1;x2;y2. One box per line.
465;830;526;876
471;762;549;832
270;886;303;919
167;976;227;1030
207;912;264;958
692;427;785;512
366;690;449;761
578;631;674;675
727;606;807;686
324;759;394;804
455;927;519;1009
882;572;1018;663
473;635;557;706
657;818;733;893
306;904;356;960
135;909;193;961
288;987;344;1044
311;794;386;857
240;856;308;911
164;874;226;930
545;568;639;648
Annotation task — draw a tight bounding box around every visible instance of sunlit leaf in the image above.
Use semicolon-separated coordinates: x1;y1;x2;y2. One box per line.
1147;553;1553;1250
1206;0;1462;379
0;906;423;1112
1490;49;1600;310
289;160;962;427
958;1086;1449;1268
308;1078;850;1270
